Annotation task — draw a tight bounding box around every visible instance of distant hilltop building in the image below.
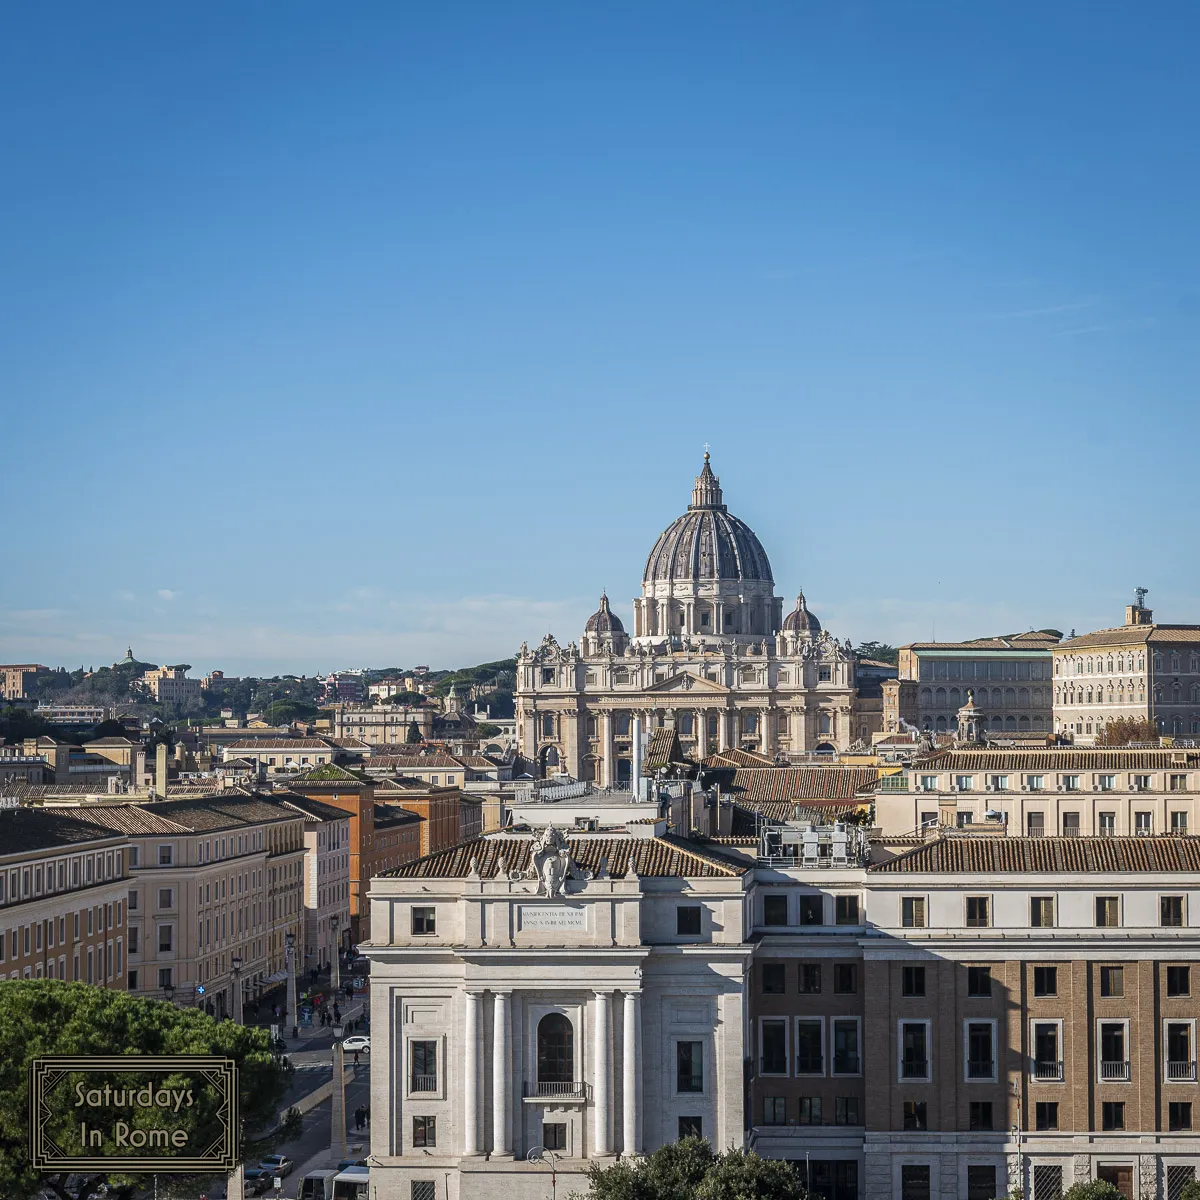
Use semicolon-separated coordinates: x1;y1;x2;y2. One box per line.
141;664;201;706
516;453;876;782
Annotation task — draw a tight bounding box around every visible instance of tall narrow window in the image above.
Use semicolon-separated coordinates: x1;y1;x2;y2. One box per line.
536;1014;574;1087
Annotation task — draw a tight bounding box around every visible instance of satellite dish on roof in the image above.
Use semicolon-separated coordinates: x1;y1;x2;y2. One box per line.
985;808;1004;820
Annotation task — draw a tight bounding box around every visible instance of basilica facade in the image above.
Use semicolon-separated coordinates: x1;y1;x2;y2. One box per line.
516;455;870;782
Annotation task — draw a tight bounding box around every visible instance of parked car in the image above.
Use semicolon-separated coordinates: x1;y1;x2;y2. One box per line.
242;1168;271;1196
341;1036;370;1054
259;1154;295;1178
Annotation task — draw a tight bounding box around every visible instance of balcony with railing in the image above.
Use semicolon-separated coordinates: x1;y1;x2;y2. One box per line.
410;1074;437;1092
1167;1060;1197;1082
967;1059;995;1080
1100;1060;1131;1082
523;1081;589;1101
1032;1060;1064;1082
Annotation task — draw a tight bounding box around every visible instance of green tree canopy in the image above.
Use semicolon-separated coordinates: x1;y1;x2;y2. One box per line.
1062;1181;1125;1200
387;691;427;706
0;981;294;1200
571;1138;805;1200
475;722;502;738
854;641;899;665
262;699;318;726
1095;717;1159;747
406;720;423;743
1178;1180;1200;1200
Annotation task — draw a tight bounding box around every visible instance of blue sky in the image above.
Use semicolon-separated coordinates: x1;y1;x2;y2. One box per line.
3;2;1199;676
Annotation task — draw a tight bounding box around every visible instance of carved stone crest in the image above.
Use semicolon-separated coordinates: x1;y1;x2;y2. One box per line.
518;824;592;899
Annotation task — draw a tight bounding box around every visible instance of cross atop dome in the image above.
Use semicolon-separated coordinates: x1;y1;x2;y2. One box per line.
689;450;726;512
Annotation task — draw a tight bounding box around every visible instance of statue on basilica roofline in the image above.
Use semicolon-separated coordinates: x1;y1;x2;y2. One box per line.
515;823;592;900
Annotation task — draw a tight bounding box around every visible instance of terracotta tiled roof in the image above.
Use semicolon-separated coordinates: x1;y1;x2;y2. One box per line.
372;803;422;827
708;765;881;803
292;763;371;784
381;833;747;880
1058;624;1200;649
902;632;1061;652
0;808;130;855
75;796;304;834
870;835;1200;873
275;793;354;822
644;728;687;774
224;737;334;751
362;753;464;770
703;748;774;768
910;748;1200;771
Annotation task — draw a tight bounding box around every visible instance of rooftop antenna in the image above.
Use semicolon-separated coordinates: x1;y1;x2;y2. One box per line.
1134;586;1149;608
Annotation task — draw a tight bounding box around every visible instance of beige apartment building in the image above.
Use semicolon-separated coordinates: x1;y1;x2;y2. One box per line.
1;663;49;699
1054;593;1200;743
142;665;202;706
872;748;1198;838
0;806;131;986
76;795;307;1017
882;631;1060;737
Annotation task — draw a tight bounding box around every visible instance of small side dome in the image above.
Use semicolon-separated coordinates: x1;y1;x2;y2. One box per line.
783;592;821;634
585;592;625;634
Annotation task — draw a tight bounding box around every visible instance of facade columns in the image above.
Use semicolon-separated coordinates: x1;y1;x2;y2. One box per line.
601;711;614;788
463;990;482;1155
492;990;512;1157
717;709;729;752
622;991;641;1156
760;707;773;756
594;991;612;1155
696;709;708;760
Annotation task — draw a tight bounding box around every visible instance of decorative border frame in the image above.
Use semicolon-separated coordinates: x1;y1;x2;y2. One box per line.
29;1056;238;1172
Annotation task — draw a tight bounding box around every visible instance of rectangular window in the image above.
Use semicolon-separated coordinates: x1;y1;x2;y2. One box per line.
798;964;821;994
761;1020;787;1075
1100;965;1124;997
1062;775;1081;792
966;1021;995;1080
1033;1166;1063;1200
1162;896;1185;927
920;775;938;791
1167;966;1191;997
1033;965;1058;997
797;895;823;925
900;1021;930;1080
1062;812;1080;836
797;1096;822;1125
412;1116;436;1147
158;926;173;953
1170;774;1188;791
542;1121;567;1150
676;1041;703;1093
762;1096;786;1125
796;1019;823;1074
832;1018;860;1075
1136;811;1153;834
967;966;992;998
965;896;990;928
128;927;139;953
1096;896;1121;927
1100;1022;1128;1079
969;1101;993;1130
1033;1022;1061;1080
677;1116;703;1140
158;888;173;910
902;897;927;928
1026;775;1045;791
834;963;857;994
1099;811;1116;835
989;775;1009;791
902;1101;927;1131
157;845;173;866
967;1166;997;1200
902;966;926;997
1035;1101;1059;1131
676;905;701;936
901;1166;931;1200
835;895;859;925
834;1095;860;1125
411;907;435;935
1166;1023;1193;1081
762;895;788;926
761;963;785;995
410;1041;437;1091
1102;1101;1125;1131
1098;774;1116;791
1026;812;1045;836
1169;1102;1193;1132
1172;810;1190;832
1030;896;1056;928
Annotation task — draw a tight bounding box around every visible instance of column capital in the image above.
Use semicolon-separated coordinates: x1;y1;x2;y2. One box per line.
491;987;513;997
593;988;613;999
623;989;643;1000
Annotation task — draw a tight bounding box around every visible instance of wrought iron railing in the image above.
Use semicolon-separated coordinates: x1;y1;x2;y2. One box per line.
524;1081;588;1098
1100;1060;1130;1081
410;1074;437;1092
1167;1060;1197;1082
1032;1060;1063;1081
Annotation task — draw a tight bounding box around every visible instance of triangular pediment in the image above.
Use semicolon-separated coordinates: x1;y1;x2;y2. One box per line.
642;671;729;695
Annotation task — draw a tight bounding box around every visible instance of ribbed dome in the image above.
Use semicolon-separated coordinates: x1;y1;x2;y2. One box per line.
642;454;774;585
585;592;625;634
782;592;821;634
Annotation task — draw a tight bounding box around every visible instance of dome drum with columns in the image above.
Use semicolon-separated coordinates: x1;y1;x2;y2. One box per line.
516;455;873;781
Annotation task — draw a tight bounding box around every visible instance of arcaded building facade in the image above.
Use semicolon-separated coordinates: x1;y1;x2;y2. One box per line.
516;456;868;781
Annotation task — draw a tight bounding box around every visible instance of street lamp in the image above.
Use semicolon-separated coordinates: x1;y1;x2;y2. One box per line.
163;982;175;1005
329;915;341;995
330;1021;347;1163
231;954;243;1025
528;1147;562;1200
285;932;298;1038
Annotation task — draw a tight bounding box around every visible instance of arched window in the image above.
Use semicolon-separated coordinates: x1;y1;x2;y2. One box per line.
1172;654;1181;672
1086;688;1093;704
1018;687;1029;707
935;716;946;731
990;716;1003;731
934;687;946;707
1005;716;1017;730
615;713;631;736
1117;656;1124;673
537;1014;574;1084
1106;657;1114;674
949;687;961;708
1155;655;1164;672
1086;658;1093;673
920;687;933;705
706;712;719;737
678;712;694;736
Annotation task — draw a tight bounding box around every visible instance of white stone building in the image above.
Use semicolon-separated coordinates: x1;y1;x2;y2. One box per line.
516;455;868;783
